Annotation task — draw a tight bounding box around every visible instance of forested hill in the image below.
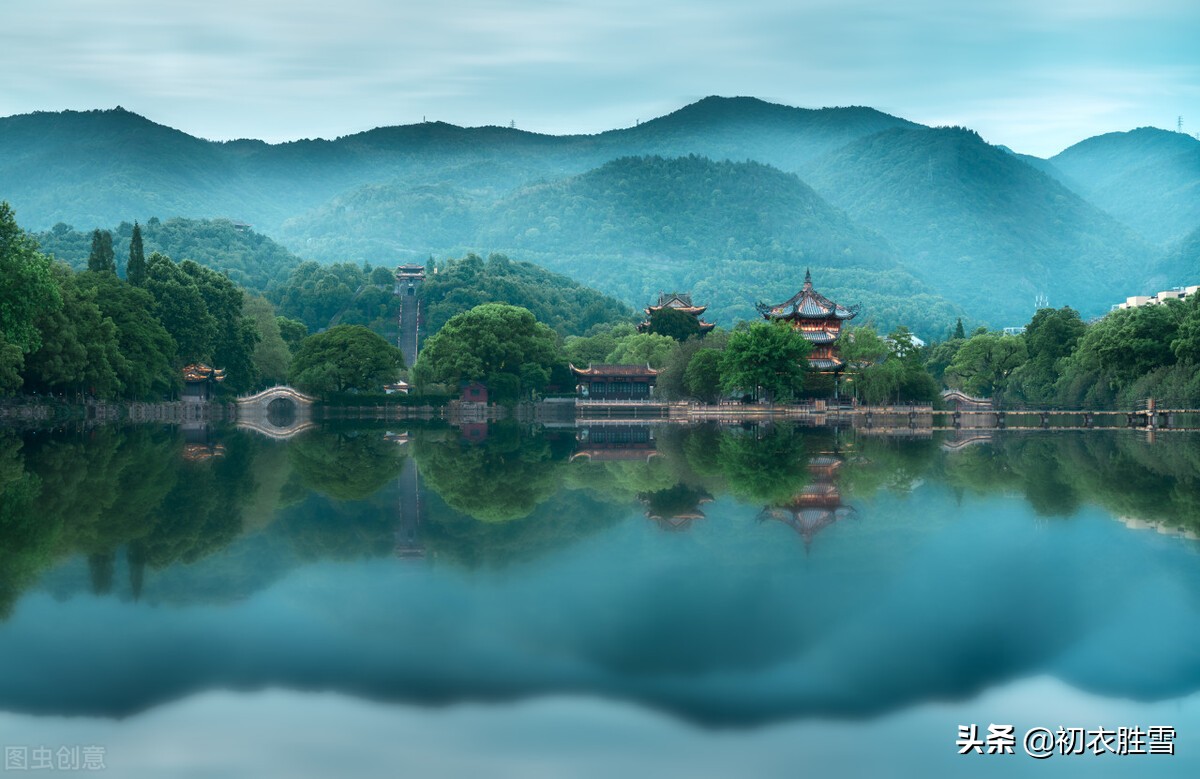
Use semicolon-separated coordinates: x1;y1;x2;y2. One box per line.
803;126;1155;324
33;217;303;293
1050;128;1200;245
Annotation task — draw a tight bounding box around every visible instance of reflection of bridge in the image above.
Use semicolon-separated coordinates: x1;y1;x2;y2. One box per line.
235;386;318;440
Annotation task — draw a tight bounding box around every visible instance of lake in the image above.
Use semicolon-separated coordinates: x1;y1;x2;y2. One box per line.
2;420;1198;777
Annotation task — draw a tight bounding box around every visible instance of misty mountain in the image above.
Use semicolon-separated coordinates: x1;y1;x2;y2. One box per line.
0;97;1182;331
803;126;1157;323
1049;128;1200;245
0;97;917;236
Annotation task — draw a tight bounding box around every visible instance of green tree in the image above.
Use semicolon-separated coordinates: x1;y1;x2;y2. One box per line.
645;306;702;341
684;348;724;403
953;317;966;340
413;304;560;398
22;266;124;397
87;229;116;274
276;317;308;352
0;202;61;354
290;324;404;395
0;334;23;394
75;272;177;399
244;297;291;387
719;321;811;401
144;252;217;363
126;221;146;286
604;332;676;368
944;333;1028;400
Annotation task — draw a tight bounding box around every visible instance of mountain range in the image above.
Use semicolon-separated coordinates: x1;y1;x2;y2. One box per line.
2;96;1197;333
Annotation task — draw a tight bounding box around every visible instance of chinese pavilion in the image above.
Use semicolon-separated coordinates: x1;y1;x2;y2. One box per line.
756;270;857;371
570;363;658;400
181;363;226;400
638;292;716;334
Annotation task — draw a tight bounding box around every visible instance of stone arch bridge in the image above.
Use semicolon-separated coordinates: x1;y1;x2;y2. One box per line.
236;386;318;439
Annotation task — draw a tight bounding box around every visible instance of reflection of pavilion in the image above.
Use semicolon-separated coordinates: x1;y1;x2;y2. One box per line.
571;425;660;462
181;423;226;461
759;454;855;549
639;484;714;532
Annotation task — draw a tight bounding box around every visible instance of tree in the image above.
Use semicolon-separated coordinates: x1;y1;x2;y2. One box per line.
0;202;61;354
684;348;724;403
126;222;146;286
0;334;22;394
276;316;308;352
719;322;811;401
645;307;702;341
289;324;404;395
413;304;560;398
87;229;116;274
953;318;966;340
22;265;124;397
243;296;291;387
604;332;676;368
944;333;1028;400
75;272;177;399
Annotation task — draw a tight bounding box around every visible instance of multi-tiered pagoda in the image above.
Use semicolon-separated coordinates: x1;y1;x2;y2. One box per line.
756;270;857;371
638;292;716;334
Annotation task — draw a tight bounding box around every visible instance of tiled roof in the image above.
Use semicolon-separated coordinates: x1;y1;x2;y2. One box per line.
757;270;857;322
181;363;226;383
570;363;660;377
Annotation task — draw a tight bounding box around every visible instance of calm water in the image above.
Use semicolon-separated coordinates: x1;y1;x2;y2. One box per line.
2;421;1199;777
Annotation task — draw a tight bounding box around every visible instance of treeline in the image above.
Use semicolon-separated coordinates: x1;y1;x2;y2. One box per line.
934;299;1200;408
1;204;296;398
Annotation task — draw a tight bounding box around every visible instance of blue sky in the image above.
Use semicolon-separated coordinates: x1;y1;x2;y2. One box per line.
3;0;1197;156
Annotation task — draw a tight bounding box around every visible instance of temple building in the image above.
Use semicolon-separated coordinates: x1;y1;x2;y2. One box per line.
638;292;716;334
181;363;226;401
570;363;658;400
757;270;857;372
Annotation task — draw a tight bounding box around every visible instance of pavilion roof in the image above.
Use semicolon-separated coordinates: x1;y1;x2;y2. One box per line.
757;269;858;321
570;363;660;377
181;363;226;383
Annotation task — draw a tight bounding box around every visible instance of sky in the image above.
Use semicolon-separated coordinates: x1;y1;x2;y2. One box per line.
2;0;1198;157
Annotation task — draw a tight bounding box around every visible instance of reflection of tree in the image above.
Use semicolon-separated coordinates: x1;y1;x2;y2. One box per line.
0;432;50;618
715;424;811;504
0;427;263;618
274;492;399;561
288;429;405;501
414;423;569;522
639;483;713;530
423;489;628;569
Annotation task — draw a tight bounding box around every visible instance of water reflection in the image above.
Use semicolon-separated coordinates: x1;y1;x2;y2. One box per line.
1;421;1199;731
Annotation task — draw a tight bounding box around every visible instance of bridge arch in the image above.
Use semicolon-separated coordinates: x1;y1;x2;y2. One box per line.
236;386;318;439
